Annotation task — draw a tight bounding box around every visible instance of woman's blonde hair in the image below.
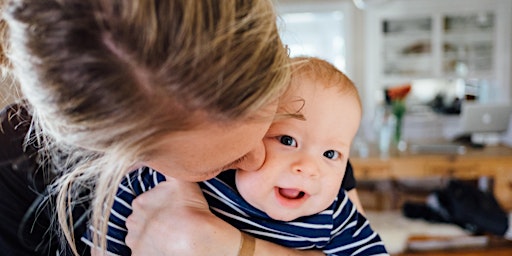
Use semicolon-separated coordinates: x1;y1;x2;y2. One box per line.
1;0;290;254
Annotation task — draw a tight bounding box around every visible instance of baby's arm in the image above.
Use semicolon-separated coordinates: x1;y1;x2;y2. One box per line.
82;167;165;255
323;191;388;256
85;168;324;256
126;178;325;256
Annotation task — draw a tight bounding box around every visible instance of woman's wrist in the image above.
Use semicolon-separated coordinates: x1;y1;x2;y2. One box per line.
212;215;322;256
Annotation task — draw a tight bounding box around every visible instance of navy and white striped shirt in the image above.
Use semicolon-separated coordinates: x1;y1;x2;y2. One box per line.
82;167;388;255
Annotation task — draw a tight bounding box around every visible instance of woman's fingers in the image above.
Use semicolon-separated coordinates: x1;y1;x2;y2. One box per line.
126;179;220;255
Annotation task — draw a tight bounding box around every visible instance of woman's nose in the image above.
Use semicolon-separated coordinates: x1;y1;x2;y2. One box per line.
233;141;266;171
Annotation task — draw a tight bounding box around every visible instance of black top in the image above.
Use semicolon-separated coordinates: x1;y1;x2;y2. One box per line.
0;104;88;255
342;160;356;191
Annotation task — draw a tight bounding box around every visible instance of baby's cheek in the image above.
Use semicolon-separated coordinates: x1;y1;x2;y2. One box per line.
323;179;343;203
235;171;262;204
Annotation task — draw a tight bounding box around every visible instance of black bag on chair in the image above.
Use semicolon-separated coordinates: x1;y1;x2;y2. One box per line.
404;179;509;236
435;179;509;236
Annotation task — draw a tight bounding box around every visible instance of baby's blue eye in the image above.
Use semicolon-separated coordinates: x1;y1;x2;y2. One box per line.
279;135;297;147
323;150;340;160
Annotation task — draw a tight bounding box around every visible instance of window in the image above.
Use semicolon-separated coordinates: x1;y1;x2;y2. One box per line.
275;1;354;76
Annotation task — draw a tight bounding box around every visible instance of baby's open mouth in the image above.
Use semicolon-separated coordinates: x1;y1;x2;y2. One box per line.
278;188;306;199
274;187;309;208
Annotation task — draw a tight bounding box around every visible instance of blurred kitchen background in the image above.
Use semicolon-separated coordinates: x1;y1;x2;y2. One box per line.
273;0;512;147
274;1;512;254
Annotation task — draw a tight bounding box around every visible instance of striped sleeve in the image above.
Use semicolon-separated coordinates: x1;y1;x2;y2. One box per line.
81;167;166;256
323;191;389;256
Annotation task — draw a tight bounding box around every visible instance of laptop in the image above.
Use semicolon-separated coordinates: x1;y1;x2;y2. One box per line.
459;102;512;134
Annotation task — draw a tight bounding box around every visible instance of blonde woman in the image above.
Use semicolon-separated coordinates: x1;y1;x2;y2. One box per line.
0;0;326;255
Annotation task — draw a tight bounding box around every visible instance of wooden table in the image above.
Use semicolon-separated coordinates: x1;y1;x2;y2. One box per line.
350;143;512;210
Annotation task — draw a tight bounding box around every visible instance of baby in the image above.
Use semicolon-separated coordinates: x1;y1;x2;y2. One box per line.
200;57;387;255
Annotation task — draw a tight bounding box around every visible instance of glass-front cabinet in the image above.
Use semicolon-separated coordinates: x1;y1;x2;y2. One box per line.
382;17;433;77
442;12;495;77
382;13;496;78
364;0;511;118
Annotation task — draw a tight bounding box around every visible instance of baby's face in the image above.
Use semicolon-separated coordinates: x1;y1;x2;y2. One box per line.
236;79;361;221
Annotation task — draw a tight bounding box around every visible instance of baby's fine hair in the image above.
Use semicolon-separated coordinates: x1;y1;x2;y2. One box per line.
1;0;290;253
291;56;362;109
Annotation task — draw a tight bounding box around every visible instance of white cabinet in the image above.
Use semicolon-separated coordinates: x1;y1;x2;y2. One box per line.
381;16;433;78
363;0;511;118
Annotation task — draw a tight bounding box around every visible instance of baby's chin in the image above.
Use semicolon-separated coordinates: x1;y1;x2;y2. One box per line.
265;210;312;222
263;201;334;221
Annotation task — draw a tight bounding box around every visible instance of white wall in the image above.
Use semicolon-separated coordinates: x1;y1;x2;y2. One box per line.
274;0;367;108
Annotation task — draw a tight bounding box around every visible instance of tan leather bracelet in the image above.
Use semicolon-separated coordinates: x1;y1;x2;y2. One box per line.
238;232;255;256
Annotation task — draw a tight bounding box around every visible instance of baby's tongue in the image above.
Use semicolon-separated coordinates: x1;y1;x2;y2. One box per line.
279;188;301;199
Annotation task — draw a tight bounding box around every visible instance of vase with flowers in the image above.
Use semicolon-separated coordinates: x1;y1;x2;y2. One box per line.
386;84;411;150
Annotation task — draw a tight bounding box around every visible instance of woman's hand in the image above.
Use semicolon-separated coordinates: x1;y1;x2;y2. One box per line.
125;177;324;256
125;178;240;255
